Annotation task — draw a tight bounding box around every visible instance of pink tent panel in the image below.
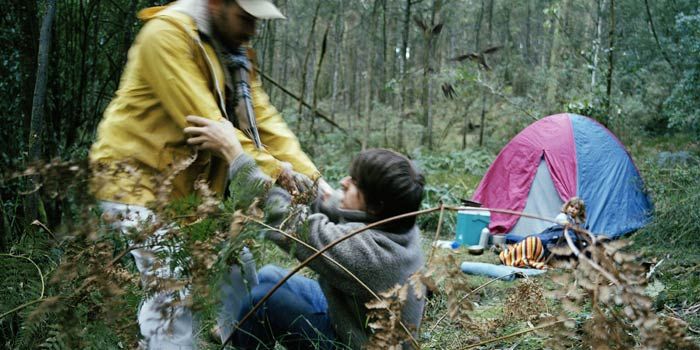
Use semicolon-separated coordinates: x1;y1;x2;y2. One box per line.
473;114;578;233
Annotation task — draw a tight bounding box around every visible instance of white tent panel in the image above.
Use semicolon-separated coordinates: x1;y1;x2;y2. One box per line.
509;158;564;237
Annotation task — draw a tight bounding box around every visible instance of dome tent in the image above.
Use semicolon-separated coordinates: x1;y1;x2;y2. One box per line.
472;113;652;239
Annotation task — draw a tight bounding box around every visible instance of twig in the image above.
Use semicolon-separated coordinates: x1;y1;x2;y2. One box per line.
563;227;621;286
459;318;572;349
645;258;664;281
445;206;559;227
109;244;145;267
0;299;45;320
426;203;446;266
222;206;443;349
31;219;56;240
474;72;539;121
223;204;559;349
73;244;145;296
245;216;419;348
429;272;516;332
255;68;361;145
0;254;46;319
18;183;43;195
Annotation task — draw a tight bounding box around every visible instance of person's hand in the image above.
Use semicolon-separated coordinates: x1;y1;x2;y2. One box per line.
316;178;334;201
184;115;243;164
276;163;314;195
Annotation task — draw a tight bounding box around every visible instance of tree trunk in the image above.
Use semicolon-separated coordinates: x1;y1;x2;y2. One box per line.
643;0;674;70
605;0;615;125
295;0;321;134
265;18;277;100
591;0;603;88
26;0;57;222
309;26;330;149
363;61;373;150
330;0;345;120
29;0;57;160
397;0;412;150
525;1;531;64
546;0;569;107
17;1;39;150
478;88;486;147
421;0;442;150
503;4;513;84
279;0;289;110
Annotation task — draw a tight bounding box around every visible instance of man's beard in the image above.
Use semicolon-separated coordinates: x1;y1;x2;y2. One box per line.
212;14;247;50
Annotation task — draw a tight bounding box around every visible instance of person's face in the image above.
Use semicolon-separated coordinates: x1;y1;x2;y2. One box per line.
339;176;367;211
209;0;257;49
566;203;580;217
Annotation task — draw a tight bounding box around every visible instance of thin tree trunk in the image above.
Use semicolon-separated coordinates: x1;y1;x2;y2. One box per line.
364;62;372;150
421;0;442;150
330;0;345;120
644;0;675;70
525;1;531;64
380;0;388;104
591;0;603;87
29;0;57;160
503;4;512;84
480;0;494;148
309;26;330;149
296;0;322;134
382;0;389;145
265;19;277;100
478;88;486;147
27;0;57;222
397;0;412;150
18;1;39;148
605;0;616;124
546;0;568;106
476;0;485;147
279;0;289;110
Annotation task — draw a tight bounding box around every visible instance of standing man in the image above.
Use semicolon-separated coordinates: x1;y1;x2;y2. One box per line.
89;0;327;348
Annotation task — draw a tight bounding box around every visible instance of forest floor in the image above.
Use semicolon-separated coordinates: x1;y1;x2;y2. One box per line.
198;225;700;349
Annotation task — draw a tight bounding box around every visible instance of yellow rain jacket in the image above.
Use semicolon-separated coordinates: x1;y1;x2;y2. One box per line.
89;3;319;205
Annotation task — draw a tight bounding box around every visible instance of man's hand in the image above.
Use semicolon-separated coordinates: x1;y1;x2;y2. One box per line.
184;115;243;164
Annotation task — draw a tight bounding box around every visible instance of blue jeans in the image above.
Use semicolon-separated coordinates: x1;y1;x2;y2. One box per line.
231;265;336;349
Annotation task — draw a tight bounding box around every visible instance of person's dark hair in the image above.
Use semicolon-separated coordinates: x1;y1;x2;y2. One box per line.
349;148;425;232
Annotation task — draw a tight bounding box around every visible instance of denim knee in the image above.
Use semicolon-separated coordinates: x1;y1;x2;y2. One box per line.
257;264;287;284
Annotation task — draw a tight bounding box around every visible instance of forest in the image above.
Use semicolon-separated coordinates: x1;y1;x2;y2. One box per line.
1;0;699;348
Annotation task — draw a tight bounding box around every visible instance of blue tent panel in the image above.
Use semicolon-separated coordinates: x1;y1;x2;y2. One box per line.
570;114;652;238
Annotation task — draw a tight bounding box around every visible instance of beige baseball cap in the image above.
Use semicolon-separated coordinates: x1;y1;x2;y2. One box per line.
237;0;285;19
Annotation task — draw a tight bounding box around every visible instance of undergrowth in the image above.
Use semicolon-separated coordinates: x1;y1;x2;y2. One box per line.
2;146;700;349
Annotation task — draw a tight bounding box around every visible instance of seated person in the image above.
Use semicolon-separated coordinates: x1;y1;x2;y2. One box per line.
184;116;426;349
555;197;587;227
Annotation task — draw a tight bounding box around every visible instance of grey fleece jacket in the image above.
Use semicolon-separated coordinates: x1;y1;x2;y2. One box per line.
228;154;425;349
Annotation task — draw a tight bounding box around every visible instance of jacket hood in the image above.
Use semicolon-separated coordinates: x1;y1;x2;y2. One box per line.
137;0;213;37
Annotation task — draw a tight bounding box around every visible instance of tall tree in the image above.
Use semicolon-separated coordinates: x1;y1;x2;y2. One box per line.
605;0;616;124
26;0;57;221
397;0;413;150
419;0;443;150
295;0;322;133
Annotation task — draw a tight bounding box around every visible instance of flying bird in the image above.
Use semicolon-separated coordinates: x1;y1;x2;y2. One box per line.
451;45;502;70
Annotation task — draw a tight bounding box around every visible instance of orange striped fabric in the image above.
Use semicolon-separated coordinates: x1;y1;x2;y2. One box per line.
498;236;547;269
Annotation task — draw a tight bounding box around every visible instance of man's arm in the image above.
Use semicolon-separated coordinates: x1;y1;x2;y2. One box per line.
184;118;359;290
247;72;321;181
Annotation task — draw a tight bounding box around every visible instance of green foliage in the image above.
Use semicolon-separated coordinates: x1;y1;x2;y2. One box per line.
413;149;494;177
663;11;700;135
634;153;700;312
636;154;700;248
410;150;494;234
